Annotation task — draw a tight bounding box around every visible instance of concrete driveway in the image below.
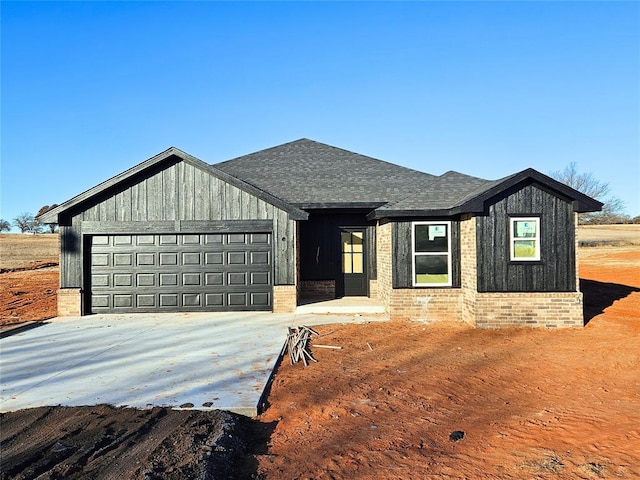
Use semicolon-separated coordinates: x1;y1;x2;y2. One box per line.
0;312;386;415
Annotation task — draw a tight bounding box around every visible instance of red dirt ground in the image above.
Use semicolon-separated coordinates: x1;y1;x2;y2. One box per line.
0;263;58;326
1;247;639;479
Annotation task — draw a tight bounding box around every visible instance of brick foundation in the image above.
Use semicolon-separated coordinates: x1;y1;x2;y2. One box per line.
273;285;297;313
299;280;335;299
476;292;584;328
388;289;464;323
57;288;82;317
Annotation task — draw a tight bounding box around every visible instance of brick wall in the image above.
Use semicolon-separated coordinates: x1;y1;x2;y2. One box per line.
273;285;297;313
376;221;392;310
57;288;82;317
299;280;335;299
460;214;477;326
388;288;463;323
476;292;584;328
369;279;378;299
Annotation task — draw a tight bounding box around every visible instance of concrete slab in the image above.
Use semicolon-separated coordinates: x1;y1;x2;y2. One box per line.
296;297;387;315
0;312;388;415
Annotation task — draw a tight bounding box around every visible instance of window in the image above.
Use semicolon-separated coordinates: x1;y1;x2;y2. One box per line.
510;217;540;261
412;221;452;286
341;231;364;274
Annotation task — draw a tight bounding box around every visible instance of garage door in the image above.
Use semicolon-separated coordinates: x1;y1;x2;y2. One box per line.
89;233;272;313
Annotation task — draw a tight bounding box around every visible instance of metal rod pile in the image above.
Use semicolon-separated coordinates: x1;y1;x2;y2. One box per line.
282;325;319;366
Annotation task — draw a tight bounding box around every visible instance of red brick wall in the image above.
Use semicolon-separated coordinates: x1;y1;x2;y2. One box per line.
475;292;584;328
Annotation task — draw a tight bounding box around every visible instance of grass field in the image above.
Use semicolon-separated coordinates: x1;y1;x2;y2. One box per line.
0;234;59;269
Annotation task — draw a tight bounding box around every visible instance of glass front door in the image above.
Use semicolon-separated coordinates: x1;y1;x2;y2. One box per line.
341;229;367;296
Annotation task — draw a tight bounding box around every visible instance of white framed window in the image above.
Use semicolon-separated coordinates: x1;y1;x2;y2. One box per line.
412;221;452;287
510;217;540;261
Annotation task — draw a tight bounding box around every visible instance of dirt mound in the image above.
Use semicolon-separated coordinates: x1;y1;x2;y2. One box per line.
0;405;249;480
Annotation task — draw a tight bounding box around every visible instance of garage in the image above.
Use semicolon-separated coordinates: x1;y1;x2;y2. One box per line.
89;232;273;313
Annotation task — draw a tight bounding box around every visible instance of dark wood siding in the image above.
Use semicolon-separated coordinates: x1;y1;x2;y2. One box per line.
392;219;461;289
299;211;376;282
476;183;575;292
60;161;296;292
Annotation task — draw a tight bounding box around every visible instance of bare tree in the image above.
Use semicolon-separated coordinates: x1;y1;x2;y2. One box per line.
0;219;11;232
550;162;628;224
12;213;43;234
36;204;59;233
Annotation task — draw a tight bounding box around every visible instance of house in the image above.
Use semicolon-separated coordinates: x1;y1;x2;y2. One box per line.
38;139;602;327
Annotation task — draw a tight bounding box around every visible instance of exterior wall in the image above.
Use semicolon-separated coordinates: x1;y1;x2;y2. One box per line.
392;220;461;289
58;160;297;312
460;214;477;326
299;280;335;299
574;212;580;290
376;221;393;309
369;279;378;299
387;289;463;323
376;212;584;328
376;220;463;321
476;183;576;292
273;286;297;313
475;292;583;328
57;288;82;317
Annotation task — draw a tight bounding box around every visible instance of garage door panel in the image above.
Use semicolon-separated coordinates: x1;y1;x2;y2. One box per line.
137;273;155;287
113;274;133;287
205;273;224;286
183;273;201;286
92;253;110;267
114;235;132;246
114;254;133;266
113;295;133;308
137;294;156;307
90;232;272;313
137;253;156;266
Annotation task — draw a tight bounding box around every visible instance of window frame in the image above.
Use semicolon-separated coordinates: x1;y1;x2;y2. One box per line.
509;216;541;262
411;220;452;287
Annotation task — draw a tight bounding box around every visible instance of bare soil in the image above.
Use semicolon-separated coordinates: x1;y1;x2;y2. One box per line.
1;233;639;479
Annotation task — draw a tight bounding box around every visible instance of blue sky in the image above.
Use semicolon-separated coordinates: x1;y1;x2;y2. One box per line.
2;1;639;230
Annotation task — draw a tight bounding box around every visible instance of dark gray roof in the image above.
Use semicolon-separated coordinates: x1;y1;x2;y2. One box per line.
214;138;437;208
216;139;602;216
375;171;499;215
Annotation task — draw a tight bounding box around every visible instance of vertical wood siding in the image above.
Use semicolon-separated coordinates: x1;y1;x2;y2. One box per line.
63;161;296;289
392;220;461;289
476;183;575;292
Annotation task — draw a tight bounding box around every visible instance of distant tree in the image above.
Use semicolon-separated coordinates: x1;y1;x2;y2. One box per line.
0;219;10;232
12;212;43;234
36;204;58;233
550;162;627;224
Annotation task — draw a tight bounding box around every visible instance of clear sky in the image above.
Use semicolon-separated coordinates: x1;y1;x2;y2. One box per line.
2;1;639;230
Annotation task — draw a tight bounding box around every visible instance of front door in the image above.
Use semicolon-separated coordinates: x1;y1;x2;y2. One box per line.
340;228;367;296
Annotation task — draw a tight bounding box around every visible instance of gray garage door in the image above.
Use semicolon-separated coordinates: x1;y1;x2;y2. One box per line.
89;233;272;313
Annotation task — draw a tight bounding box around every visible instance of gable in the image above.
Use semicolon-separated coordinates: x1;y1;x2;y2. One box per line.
38;147;307;225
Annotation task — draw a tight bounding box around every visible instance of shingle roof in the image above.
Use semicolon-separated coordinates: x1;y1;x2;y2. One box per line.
214;138;437;207
216;139;602;217
375;171;499;214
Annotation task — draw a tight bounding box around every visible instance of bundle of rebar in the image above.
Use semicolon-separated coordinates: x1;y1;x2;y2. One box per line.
282;325;319;366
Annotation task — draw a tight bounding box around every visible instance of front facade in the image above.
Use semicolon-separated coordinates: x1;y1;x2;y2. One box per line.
40;139;602;327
